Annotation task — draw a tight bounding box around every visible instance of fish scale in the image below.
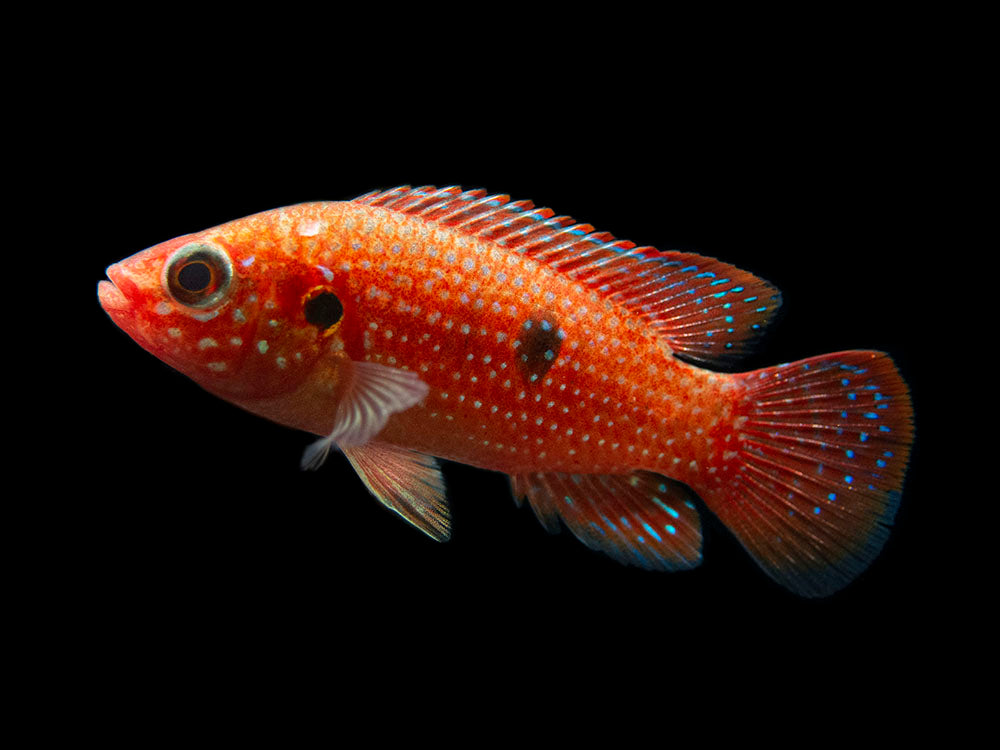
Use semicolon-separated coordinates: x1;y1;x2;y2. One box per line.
99;185;913;597
338;203;724;481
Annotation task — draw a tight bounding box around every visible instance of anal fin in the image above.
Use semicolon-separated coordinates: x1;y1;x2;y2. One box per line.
343;442;450;542
511;471;703;571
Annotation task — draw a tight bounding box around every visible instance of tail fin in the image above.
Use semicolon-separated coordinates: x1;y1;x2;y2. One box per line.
703;351;913;597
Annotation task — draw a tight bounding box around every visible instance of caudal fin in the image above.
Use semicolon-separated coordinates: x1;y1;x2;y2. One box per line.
704;351;913;597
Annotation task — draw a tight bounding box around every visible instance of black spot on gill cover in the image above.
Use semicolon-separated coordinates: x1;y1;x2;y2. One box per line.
519;312;563;383
304;291;344;330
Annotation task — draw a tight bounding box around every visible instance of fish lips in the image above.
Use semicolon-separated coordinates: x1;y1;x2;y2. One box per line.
98;263;137;329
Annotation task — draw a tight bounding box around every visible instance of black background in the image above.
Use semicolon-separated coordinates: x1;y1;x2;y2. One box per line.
59;45;945;695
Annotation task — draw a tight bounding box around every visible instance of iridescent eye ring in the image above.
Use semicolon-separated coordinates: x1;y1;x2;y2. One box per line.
164;243;233;308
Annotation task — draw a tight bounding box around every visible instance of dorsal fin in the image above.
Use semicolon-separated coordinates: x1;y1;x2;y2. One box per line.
353;185;782;367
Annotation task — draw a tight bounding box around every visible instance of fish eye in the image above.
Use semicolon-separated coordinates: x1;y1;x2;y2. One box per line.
165;243;233;308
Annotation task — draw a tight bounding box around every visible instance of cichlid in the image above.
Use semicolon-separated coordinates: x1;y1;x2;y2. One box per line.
98;185;913;596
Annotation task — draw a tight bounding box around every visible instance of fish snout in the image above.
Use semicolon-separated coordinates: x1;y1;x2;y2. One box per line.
98;263;136;313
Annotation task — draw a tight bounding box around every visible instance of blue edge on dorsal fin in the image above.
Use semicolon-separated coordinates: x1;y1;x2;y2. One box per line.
354;185;782;368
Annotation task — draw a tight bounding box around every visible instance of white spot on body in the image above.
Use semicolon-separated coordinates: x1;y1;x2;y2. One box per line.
298;219;324;237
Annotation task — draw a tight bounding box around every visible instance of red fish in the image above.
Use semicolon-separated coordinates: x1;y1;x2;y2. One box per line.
98;185;913;596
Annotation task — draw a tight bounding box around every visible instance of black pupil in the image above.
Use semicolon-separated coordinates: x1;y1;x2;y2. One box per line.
177;261;212;292
304;291;343;329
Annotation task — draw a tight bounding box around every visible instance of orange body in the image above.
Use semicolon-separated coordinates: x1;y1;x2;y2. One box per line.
99;186;912;597
237;202;736;487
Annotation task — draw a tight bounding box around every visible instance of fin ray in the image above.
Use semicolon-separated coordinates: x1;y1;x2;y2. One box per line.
704;350;913;596
511;471;703;571
354;185;781;367
343;442;450;541
301;360;429;470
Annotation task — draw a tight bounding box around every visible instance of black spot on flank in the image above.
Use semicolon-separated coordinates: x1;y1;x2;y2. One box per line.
304;291;344;330
518;312;563;383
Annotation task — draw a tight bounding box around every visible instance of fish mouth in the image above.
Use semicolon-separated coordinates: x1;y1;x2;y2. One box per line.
98;263;131;313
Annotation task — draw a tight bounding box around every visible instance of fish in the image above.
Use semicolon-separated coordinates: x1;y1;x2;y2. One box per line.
98;185;913;597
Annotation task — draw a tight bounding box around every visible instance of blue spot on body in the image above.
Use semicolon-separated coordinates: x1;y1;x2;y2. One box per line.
665;524;677;535
828;493;837;501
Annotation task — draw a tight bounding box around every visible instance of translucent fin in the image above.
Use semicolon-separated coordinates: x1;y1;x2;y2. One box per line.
343;442;450;541
301;361;429;470
705;351;914;597
510;471;703;571
354;185;781;367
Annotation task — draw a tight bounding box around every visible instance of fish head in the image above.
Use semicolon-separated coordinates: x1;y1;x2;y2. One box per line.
98;217;353;403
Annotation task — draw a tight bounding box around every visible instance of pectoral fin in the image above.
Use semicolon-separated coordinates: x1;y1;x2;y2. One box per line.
301;360;429;470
